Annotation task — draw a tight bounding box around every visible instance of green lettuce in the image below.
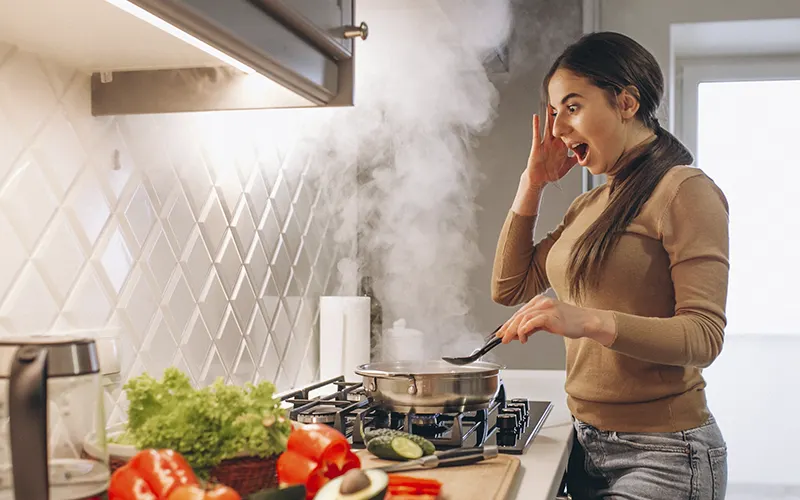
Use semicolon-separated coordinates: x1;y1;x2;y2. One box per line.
117;368;290;471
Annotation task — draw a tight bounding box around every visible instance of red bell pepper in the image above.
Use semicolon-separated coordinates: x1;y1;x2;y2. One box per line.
109;449;199;500
387;475;442;498
166;485;241;500
276;424;361;499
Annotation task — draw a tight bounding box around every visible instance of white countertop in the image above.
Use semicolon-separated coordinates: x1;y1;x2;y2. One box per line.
500;369;572;500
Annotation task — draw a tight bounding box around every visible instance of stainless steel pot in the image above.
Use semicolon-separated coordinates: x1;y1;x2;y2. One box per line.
354;360;501;414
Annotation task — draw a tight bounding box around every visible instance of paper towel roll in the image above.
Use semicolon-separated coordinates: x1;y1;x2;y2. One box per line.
319;296;371;382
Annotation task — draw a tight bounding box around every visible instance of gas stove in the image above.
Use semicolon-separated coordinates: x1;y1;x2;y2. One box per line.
278;376;553;455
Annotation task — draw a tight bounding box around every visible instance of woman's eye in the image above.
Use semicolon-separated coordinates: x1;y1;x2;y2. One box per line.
568;105;578;113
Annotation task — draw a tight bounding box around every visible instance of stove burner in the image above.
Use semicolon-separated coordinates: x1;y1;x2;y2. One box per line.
410;414;441;427
297;405;339;424
346;388;367;403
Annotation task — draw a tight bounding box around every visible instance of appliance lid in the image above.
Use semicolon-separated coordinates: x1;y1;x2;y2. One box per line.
0;336;100;378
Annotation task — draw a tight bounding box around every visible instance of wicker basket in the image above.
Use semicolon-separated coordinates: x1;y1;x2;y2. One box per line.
85;430;279;497
208;455;279;495
104;453;279;495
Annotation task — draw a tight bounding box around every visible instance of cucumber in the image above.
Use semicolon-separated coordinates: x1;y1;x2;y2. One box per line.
248;484;306;500
363;429;436;456
367;435;423;461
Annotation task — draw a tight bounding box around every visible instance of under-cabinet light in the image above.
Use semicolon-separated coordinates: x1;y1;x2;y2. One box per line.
105;0;256;74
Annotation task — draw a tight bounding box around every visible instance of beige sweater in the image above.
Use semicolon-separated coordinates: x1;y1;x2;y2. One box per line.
491;166;730;432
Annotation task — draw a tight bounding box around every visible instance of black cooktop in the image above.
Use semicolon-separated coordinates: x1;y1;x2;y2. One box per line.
278;376;553;455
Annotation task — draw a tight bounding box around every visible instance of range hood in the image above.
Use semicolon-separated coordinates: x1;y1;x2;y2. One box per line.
0;0;368;115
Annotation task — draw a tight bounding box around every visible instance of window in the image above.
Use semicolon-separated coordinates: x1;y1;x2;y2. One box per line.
678;57;800;336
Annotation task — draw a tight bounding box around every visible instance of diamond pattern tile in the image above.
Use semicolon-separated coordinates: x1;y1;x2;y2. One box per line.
99;225;134;296
1;155;59;253
0;212;27;298
65;168;111;249
216;308;243;373
32;210;85;302
144;228;177;296
0;44;349;417
31;105;85;201
142;313;178;379
216;231;243;297
198;190;227;258
125;185;156;248
0;263;59;333
181;314;213;383
61;267;112;329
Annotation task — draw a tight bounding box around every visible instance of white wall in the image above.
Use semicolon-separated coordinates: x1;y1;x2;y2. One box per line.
470;0;584;370
598;0;800;487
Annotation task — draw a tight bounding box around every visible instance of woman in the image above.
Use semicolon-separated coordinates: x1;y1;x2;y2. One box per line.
491;31;729;499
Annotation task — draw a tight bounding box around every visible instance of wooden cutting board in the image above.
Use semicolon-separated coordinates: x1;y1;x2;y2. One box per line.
355;449;520;500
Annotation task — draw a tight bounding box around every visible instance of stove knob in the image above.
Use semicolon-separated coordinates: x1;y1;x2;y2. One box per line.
496;415;518;445
509;398;530;412
506;402;528;422
500;407;523;429
497;413;518;432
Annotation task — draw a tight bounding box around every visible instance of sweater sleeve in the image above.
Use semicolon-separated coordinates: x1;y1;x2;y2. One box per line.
491;192;589;306
608;174;730;367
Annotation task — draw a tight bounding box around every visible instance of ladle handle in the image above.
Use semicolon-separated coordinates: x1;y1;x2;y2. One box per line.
476;336;503;357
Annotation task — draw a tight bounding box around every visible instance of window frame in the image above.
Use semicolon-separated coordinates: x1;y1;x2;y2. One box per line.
675;55;800;155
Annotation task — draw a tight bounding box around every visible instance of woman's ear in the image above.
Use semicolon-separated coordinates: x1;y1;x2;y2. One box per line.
617;86;641;120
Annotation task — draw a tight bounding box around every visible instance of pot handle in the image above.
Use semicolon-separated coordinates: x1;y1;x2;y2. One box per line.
360;374;418;395
9;346;49;500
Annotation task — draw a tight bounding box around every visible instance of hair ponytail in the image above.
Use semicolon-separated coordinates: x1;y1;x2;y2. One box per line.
565;126;692;300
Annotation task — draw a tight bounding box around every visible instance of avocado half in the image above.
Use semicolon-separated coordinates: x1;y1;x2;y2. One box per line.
314;469;389;500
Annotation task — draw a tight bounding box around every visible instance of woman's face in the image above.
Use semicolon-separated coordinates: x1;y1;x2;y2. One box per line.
547;68;632;176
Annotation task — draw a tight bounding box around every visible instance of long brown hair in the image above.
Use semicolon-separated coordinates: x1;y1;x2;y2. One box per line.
542;32;693;301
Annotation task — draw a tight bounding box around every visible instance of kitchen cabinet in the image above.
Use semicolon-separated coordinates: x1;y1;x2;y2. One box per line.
119;0;365;110
0;0;367;114
286;0;356;55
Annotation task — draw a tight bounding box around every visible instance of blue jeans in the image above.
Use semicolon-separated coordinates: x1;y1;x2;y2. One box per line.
566;416;728;500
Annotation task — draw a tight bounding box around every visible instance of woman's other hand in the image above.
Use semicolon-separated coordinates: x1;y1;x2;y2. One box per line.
495;294;617;346
525;112;576;188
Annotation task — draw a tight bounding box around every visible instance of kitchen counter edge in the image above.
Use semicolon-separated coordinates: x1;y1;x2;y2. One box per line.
500;369;572;500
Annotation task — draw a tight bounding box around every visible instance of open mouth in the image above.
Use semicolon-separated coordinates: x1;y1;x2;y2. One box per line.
570;143;589;164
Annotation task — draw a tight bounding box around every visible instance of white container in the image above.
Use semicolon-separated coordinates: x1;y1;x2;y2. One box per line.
319;296;371;382
382;319;426;362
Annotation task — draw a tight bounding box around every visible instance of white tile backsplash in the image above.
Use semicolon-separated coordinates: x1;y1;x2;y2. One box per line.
0;42;345;425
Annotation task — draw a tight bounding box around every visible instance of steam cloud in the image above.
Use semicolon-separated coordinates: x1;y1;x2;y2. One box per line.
311;0;513;359
167;0;514;361
325;0;513;359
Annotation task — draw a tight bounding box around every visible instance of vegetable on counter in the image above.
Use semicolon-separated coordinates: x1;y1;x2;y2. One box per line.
245;484;306;500
367;436;422;461
108;449;240;500
116;368;290;472
385;475;442;499
362;430;435;461
313;469;389;500
276;424;361;499
168;485;241;499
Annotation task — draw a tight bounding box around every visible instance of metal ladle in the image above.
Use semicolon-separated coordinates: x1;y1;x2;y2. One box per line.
442;325;504;366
